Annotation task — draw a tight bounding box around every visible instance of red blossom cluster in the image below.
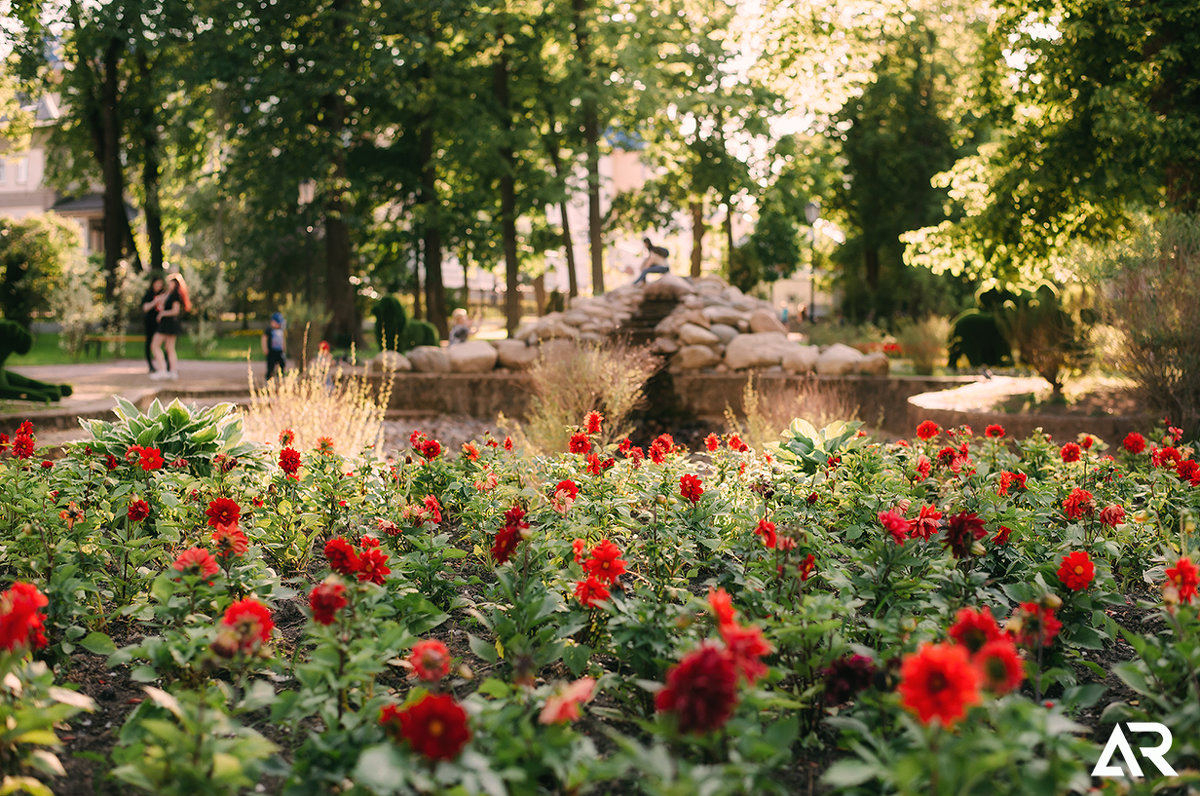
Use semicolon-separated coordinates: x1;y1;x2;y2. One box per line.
380;693;470;761
399;495;442;529
173;547;219;581
1060;442;1082;463
323;536;391;584
409;431;441;461
916;420;940;440
213;598;274;658
655;590;772;734
876;504;943;545
409;639;452;682
984;424;1005;438
1165;556;1199;605
490;505;529;564
551;479;579;514
6;421;36;460
125;445;164;471
574;539;627;607
0;581;49;652
679;473;704;504
996;470;1027;497
279;447;302;476
308;579;348;625
648;433;679;464
1062;487;1094;520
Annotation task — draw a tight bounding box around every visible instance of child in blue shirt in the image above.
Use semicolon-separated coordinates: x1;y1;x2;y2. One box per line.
262;312;287;380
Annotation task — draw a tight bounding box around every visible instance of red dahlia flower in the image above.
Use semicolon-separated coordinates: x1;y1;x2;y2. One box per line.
655;643;739;734
11;434;35;459
325;537;360;575
708;587;736;628
409;639;452;682
490;505;529;564
1152;446;1182;468
568;432;592;455
127;498;150;522
985;424;1005;438
974;638;1024;694
1166;556;1199;604
1099;505;1125;527
898;642;980;727
910;505;942;541
704;433;720;452
539;677;596;725
878;509;910;545
822;653;876;705
380;693;470;761
173;547;219;579
356;548;391;584
648;434;676;463
1062;488;1094;520
948;606;1003;654
138;447;164;471
916;420;940;440
727;434;748;452
1057;551;1095;591
574;576;610;607
279;429;295;446
1060;443;1081;463
679;474;704;504
0;582;49;652
1009;602;1062;648
308;580;348;625
219;599;274;654
943;512;986;558
719;622;772;685
583;540;627;583
279;447;301;475
754;517;777;548
1123;432;1146;454
211;525;249;559
584;411;603;435
205;498;241;529
996;470;1027;497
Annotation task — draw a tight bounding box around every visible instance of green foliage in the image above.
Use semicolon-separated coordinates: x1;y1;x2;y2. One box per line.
80;396;260;473
993;283;1093;398
1085;213;1200;436
372;296;408;353
399;320;439;352
895;315;949;376
774;418;865;474
0;215;76;329
0;655;95;786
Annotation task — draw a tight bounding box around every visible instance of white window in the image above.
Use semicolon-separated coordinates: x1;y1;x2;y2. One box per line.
15;157;28;184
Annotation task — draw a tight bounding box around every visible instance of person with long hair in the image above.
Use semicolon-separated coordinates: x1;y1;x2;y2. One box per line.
149;273;192;381
141;275;167;374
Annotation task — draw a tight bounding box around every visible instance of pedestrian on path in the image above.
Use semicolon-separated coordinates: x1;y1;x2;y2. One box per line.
150;273;192;381
141;275;167;375
262;312;287;380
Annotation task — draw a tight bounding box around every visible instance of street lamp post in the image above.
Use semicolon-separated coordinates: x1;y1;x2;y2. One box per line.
804;201;820;322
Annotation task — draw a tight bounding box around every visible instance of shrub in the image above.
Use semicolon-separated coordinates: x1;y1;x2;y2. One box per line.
993;282;1092;400
401;319;439;351
895;315;949;375
506;342;656;453
0;214;75;329
372;295;407;352
1087;213;1200;436
50;252;105;357
946;309;1011;369
241;348;393;457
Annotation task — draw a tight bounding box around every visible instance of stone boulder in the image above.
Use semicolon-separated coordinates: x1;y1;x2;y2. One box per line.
857;351;890;375
781;346;820;375
677;322;721;346
815;343;865;376
449;341;498;373
724;332;795;370
494;339;538;371
407;345;451;374
369;350;412;373
748;308;787;334
643;274;694;300
673;345;721;370
708;323;738;344
652;337;680;355
702;305;745;326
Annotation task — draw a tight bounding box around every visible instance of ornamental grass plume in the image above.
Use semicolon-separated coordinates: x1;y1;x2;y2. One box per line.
242;343;393;460
502;341;656;455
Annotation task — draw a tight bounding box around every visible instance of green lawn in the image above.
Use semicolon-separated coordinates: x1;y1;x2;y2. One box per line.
12;331;268;367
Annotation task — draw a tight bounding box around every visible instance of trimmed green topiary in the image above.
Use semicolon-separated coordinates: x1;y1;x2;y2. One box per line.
0;319;73;402
401;319;439;351
372;296;407;352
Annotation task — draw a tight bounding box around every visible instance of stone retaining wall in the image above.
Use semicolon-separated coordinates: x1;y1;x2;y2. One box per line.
373;372;979;435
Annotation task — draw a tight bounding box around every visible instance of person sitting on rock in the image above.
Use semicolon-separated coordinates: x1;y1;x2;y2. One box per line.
0;320;73;402
633;238;671;285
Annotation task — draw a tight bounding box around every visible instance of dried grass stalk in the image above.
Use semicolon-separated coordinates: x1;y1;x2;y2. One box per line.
241;346;394;460
725;374;861;450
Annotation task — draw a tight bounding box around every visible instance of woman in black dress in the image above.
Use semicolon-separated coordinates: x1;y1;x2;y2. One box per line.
141;276;166;374
149;274;192;381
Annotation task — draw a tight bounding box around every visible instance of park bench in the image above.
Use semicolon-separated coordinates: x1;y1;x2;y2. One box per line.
82;334;144;358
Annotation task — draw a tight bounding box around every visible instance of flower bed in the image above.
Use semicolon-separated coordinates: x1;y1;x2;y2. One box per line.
0;404;1197;794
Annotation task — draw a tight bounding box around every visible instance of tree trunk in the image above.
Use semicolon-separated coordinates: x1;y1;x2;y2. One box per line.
411;240;423;320
493;31;521;336
538;97;580;300
100;36;140;297
572;0;604;295
137;52;164;273
864;246;880;293
420;125;447;338
690;200;704;277
560;202;578;298
723;199;735;272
